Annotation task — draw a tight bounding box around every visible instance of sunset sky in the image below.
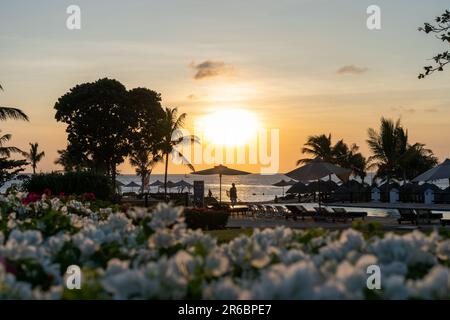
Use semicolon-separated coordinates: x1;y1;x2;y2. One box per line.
1;0;450;174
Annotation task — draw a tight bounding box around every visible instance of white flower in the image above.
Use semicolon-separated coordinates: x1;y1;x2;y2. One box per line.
408;266;450;299
436;240;450;261
250;261;319;299
203;278;248;300
205;251;230;277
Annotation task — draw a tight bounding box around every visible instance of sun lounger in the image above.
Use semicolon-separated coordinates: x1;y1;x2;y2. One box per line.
248;204;260;217
255;205;276;218
313;207;349;223
285;205;315;220
273;205;289;218
397;208;418;225
332;208;368;221
415;209;443;224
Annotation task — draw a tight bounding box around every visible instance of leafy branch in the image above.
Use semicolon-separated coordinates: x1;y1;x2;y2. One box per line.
418;10;450;78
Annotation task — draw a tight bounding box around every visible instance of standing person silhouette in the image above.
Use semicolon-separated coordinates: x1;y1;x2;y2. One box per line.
229;183;237;206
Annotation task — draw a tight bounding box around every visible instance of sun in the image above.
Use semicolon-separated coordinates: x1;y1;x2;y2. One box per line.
196;109;260;146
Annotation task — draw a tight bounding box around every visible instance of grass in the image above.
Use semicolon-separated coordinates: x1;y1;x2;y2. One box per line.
206;228;253;243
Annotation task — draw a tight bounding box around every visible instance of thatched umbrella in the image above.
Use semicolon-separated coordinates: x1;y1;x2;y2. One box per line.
175;180;194;193
286;157;351;208
272;179;294;195
125;181;141;193
192;165;251;203
165;181;177;192
286;181;309;194
115;180;125;187
413;159;450;187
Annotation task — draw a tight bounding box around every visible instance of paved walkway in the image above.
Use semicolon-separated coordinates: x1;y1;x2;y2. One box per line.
329;202;450;212
227;216;446;232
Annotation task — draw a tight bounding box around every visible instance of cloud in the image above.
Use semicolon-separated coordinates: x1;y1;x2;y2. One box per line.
425;108;438;113
189;60;234;80
336;65;369;75
187;94;197;100
391;106;416;114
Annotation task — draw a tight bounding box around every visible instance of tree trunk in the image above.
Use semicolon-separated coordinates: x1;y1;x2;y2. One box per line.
164;153;169;200
386;175;390;202
32;165;36;175
111;164;116;194
141;174;145;195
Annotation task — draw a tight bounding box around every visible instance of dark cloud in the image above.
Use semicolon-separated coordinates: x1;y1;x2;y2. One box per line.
336;65;369;75
189;60;234;80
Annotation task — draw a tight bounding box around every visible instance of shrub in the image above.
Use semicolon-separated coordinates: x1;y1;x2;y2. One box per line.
21;171;113;200
183;208;229;230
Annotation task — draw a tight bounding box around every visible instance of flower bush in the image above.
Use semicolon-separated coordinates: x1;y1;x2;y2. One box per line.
0;190;449;300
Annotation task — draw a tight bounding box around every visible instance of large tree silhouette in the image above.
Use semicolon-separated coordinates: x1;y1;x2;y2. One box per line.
54;78;164;190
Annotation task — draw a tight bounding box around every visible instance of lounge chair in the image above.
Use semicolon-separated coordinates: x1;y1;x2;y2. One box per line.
248;204;260;217
285;205;302;220
285;205;315;220
415;209;443;224
397;208;418;225
255;205;275;218
332;208;367;221
313;207;349;223
273;205;289;218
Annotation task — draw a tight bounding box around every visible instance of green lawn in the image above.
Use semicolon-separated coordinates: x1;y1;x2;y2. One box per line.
206;228;253;243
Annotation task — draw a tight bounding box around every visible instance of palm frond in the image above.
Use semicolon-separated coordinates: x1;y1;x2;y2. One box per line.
0;107;29;121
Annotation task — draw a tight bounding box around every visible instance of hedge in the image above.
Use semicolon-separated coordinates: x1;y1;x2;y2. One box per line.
21;171;113;200
183;208;229;230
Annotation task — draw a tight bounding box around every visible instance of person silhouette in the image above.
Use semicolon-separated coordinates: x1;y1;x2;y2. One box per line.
229;183;237;206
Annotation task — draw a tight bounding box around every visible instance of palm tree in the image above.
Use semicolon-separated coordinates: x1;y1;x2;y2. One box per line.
333;140;368;183
298;134;367;181
349;153;368;184
367;118;405;195
129;149;161;194
367;117;438;187
25;143;45;174
0;83;29;185
0;84;29;121
0;131;24;157
160;107;198;198
398;143;438;182
297;134;333;165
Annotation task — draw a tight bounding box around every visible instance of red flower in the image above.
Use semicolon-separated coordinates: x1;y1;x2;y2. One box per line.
43;188;52;197
21;192;41;205
83;192;96;201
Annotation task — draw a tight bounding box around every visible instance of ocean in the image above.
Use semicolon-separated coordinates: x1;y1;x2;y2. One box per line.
118;173;289;202
3;173;449;203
